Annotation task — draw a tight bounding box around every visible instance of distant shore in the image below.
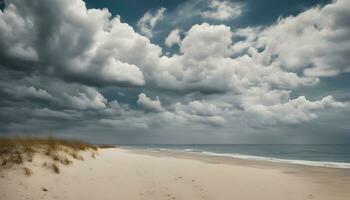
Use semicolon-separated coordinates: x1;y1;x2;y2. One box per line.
1;147;350;200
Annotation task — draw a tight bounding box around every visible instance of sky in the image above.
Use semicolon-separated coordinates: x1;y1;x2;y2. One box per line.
0;0;350;144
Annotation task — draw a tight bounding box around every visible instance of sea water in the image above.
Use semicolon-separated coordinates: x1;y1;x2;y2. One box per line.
121;144;350;168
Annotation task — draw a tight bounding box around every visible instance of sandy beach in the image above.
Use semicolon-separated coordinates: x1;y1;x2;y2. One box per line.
1;148;349;200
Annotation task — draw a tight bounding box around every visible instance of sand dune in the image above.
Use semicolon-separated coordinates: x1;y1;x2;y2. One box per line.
1;148;349;200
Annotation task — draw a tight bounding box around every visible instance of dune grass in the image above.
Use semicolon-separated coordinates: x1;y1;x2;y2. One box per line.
0;137;97;174
97;144;116;148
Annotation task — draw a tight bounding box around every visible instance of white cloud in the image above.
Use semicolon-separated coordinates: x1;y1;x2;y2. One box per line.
238;0;350;77
63;87;107;110
201;0;242;20
0;0;321;94
99;59;145;86
245;95;347;125
175;100;222;116
181;23;232;59
137;7;166;38
137;93;164;112
149;23;318;93
174;100;226;126
146;23;240;92
0;0;147;87
165;28;181;47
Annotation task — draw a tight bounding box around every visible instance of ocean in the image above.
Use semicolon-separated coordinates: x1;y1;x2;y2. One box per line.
121;144;350;168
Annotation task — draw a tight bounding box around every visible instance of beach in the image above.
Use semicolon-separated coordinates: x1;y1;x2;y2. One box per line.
1;148;350;200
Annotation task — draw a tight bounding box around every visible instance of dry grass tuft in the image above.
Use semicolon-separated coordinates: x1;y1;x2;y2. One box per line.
97;144;115;148
71;151;84;160
2;160;7;166
24;167;32;176
52;163;60;174
60;157;72;165
52;154;60;161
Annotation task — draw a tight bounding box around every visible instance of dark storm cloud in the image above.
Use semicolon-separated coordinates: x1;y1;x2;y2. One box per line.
0;0;350;144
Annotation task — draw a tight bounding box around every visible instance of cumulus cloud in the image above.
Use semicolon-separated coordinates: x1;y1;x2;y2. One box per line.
175;100;222;116
137;7;166;38
13;86;53;100
236;0;350;77
147;23;240;92
174;101;226;126
245;95;347;125
0;0;146;87
165;29;182;47
0;0;322;94
0;0;349;136
200;0;242;20
181;23;232;59
137;93;164;112
148;22;318;93
62;87;107;110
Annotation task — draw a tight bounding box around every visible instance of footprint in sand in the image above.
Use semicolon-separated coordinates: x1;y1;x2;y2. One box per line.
164;193;176;200
173;177;206;199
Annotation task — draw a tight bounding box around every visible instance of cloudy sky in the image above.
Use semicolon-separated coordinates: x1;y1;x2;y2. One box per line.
0;0;350;144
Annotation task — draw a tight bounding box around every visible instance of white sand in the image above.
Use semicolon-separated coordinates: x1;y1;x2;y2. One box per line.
1;148;349;200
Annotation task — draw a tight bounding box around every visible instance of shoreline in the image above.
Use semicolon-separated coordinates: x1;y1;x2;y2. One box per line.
128;148;350;200
121;146;350;169
127;147;350;175
1;147;350;200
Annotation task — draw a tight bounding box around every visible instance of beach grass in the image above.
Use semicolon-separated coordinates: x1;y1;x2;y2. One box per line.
52;163;60;174
0;137;97;173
